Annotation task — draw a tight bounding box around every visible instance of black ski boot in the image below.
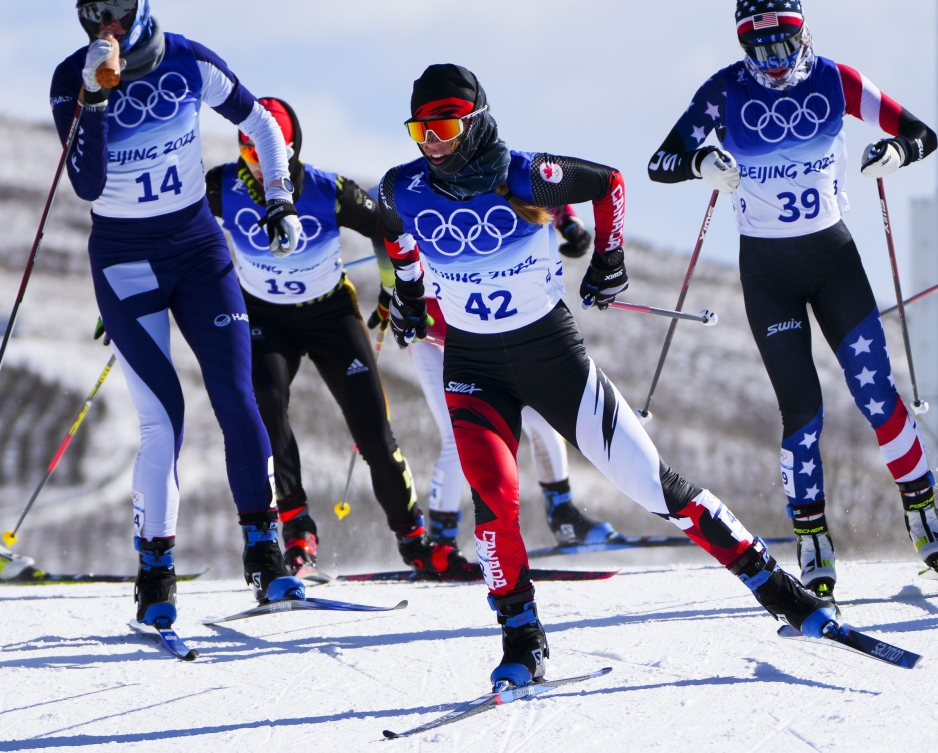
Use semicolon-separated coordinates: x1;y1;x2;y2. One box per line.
899;475;938;571
282;515;319;575
241;514;305;604
731;539;839;638
543;485;616;545
134;536;177;626
489;586;549;690
790;500;836;600
396;513;478;580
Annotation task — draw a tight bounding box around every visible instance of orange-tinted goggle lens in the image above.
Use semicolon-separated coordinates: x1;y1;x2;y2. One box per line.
240;143;260;164
405;118;465;144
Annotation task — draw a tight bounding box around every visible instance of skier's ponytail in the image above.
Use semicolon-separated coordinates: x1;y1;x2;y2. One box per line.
496;184;552;226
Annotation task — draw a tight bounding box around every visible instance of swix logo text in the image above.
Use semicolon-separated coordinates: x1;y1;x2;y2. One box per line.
767;319;803;337
446;381;482;394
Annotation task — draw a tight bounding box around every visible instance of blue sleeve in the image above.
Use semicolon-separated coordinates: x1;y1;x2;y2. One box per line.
648;69;729;184
506;152;536;204
189;40;257;124
50;54;109;202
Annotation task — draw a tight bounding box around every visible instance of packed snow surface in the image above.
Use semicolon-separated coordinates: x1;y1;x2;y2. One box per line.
1;560;937;752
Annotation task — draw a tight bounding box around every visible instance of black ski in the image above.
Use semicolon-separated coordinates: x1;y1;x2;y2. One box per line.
383;667;612;739
204;596;408;625
778;624;921;669
129;620;199;661
337;567;619;584
528;535;795;559
4;568;208;585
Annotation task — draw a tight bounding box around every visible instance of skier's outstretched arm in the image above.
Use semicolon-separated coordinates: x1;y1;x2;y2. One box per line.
647;73;729;185
837;64;938;177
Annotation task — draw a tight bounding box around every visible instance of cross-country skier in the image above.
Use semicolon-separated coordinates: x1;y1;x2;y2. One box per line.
648;0;938;600
205;98;473;578
379;63;835;690
51;0;308;625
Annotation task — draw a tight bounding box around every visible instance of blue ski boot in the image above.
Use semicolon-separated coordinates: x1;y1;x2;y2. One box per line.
543;484;616;545
241;517;305;605
134;537;177;626
489;586;549;690
732;539;839;638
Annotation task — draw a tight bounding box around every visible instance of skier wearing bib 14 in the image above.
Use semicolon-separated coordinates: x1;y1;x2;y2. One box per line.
50;0;309;626
648;0;938;600
205;98;473;579
380;64;836;690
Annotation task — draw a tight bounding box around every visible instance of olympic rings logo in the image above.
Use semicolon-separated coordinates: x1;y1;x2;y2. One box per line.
234;207;322;253
741;93;831;144
108;72;190;128
414;206;518;256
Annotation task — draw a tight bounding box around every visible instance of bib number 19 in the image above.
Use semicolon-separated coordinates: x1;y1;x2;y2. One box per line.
465;290;518;321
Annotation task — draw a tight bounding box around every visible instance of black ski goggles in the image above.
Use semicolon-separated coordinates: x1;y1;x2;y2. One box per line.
77;0;137;25
742;30;803;72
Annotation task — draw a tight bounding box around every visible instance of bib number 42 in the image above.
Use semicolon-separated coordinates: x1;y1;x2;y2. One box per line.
465;290;518;321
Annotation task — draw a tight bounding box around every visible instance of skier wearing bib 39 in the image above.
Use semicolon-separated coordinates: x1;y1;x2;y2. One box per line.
380;63;835;690
51;0;307;624
649;0;938;599
205;98;472;578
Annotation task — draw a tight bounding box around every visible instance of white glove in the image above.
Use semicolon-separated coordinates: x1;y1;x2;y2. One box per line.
861;140;904;179
695;148;740;194
82;39;115;93
271;214;303;258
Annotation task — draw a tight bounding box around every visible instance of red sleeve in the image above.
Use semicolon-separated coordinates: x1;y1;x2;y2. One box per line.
591;170;626;254
837;63;902;136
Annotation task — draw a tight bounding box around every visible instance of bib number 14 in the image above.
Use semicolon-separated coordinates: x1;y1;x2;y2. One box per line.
136;166;183;203
465;290;518;321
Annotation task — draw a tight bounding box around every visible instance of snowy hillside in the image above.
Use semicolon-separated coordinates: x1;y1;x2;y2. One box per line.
0;115;924;581
1;561;937;751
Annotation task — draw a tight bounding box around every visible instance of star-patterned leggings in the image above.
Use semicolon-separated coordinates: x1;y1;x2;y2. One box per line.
739;220;929;514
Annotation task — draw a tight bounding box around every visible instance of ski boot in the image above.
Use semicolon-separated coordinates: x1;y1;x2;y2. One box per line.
557;215;591;258
0;545;37;581
241;515;305;604
396;513;479;580
134;537;177;626
543;485;616;545
790;501;836;600
282;515;319;575
489;586;549;690
899;475;938;572
731;539;839;638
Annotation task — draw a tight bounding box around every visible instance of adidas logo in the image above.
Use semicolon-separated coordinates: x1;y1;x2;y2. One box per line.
346;359;369;376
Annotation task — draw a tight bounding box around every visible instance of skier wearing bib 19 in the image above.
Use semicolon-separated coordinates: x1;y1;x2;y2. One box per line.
380;63;835;690
50;0;308;625
648;0;938;600
205;98;473;579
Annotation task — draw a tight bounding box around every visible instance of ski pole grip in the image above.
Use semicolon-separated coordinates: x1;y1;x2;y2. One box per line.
96;34;122;89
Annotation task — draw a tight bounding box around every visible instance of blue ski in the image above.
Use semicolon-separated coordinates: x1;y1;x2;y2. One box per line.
382;667;612;739
778;623;921;669
528;535;795;559
203;596;408;625
129;620;199;661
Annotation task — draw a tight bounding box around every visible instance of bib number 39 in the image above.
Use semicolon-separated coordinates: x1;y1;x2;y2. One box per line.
777;188;820;223
465;290;518;321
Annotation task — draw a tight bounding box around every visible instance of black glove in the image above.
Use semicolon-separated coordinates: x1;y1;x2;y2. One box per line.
389;278;428;348
579;249;628;310
257;200;302;257
367;287;392;331
558;218;591;258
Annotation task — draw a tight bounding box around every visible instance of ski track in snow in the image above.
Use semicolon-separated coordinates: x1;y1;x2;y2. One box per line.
1;561;936;752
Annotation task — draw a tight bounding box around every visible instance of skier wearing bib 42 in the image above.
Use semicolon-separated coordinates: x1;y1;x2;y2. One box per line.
648;0;938;599
51;0;307;624
206;98;472;579
381;64;835;690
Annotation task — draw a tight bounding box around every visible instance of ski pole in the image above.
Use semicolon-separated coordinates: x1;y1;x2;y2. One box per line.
608;301;718;325
334;325;387;520
638;190;719;425
880;281;938;317
3;354;116;547
344;254;377;270
877;177;928;414
0;101;84;372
